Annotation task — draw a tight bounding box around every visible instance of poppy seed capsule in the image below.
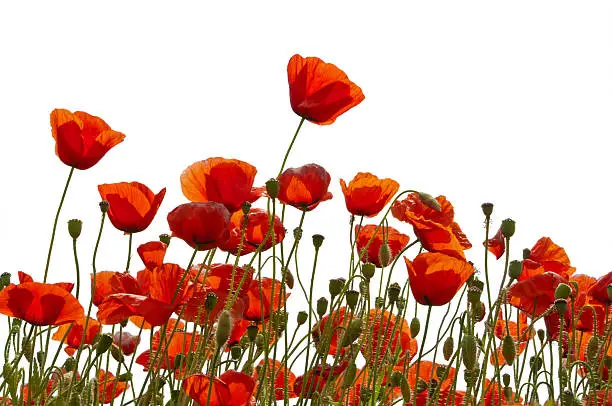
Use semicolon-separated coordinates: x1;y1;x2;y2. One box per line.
481;202;494;217
297;311;308;325
537;329;545;342
0;272;10;288
159;233;171;245
443;336;454;361
555;298;568;315
215;310;232;348
508;260;523;280
341;318;363;348
205;292;218;311
530;356;543;371
379;243;392;267
522;248;531;260
96;334;113;355
502;373;510;387
67;219;82;239
461;335;477;370
329;278;345;297
587;335;600;362
388;283;401;302
362;262;376;279
346;290;359;309
312;234;325;249
555;283;572;300
246;325;258;342
316;297;328;317
418;192;441;212
265;178;280;199
99;200;109;213
410;317;421;338
500;218;515;238
230;345;242;360
502;335;516;366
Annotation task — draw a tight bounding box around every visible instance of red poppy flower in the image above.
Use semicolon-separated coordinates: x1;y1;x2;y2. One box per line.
340;172;399;217
494;310;534;343
355;224;410;268
404;253;474;306
362;309;418;367
311;307;353;356
136;241;167;270
113;331;140;356
0;281;84;326
136;330;200;373
98;182;165;234
588;271;612;304
97;370;128;404
293;362;347;398
167;202;231;250
18;271;74;293
244;278;288;321
287;54;364;125
52;316;101;355
181;158;262;213
253;360;297;400
219;208;285;256
277;164;333;211
182;370;255;406
91;271;142;307
569;274;607;334
484;226;505;260
50;109;125;170
520;237;575;281
392;193;471;259
406;361;456;393
507;272;566;317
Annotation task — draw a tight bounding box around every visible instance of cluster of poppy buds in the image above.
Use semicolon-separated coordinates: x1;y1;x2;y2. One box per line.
0;53;611;406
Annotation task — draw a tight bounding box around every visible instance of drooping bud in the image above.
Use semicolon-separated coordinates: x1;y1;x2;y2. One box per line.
418;192;441;212
378;243;392;267
205;292;218;312
555;283;571;300
159;233;171;245
68;219;83;239
587;335;600;362
312;234;325;249
502;335;516;366
216;310;232;349
110;344;124;363
96;334;113;355
265;178;280;199
361;263;375;279
255;334;265;349
316;297;328;317
555;298;568;315
99;200;109;213
283;268;294;289
473;302;486;323
500;218;515;238
329;278;345;297
36;351;45;366
341;363;357;389
346;290;359;309
410;317;421;338
462;335;477;370
443;336;454;361
388;282;401;303
508;260;522;280
481;203;494;217
297;311;308;325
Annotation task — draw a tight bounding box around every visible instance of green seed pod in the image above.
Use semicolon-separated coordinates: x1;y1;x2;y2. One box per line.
387;282;401;303
508;260;522;280
522;248;531;260
96;334;113;355
329;278;345;297
481;203;494;217
346;290;359;309
63;357;76;372
555;298;568;315
241;201;251;215
530;356;543;371
0;272;10;288
159;233;171;245
230;345;242;360
247;324;258;342
415;378;428;394
99;200;109;213
293;227;303;241
265;178;280;199
110;344;124;363
400;375;411;402
312;234;325;249
205;292;218;311
418;192;441;212
537;329;545;342
297;311;308;325
410;317;421;338
216;310;232;349
341;363;357;389
462;335;477;370
555;283;572;300
443;336;454;361
36;350;45;366
255;334;265;349
316;297;328;317
500;218;515;238
379;243;392;267
502;335;516;366
502;373;510;387
587;335;600;362
341;318;363;348
362;263;376;279
67;219;83;239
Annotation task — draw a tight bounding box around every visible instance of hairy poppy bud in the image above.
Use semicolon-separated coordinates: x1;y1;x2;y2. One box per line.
297;311;308;325
159;233;171;245
36;351;45;366
530;356;543;371
555;283;571;300
312;234;325;249
500;218;515;238
400;375;411;402
118;372;133;382
255;334;266;350
481;202;494;217
467;286;482;305
205;292;218;312
316;297;328;317
462;335;477;370
230;345;242;360
346;290;359;309
473;302;486;323
375;297;384;309
360;388;372;402
362;262;375;279
96;334;113;355
63;357;76;372
265;178;280;199
410;317;421;338
537;329;545;342
508;260;522;280
443;336;454;361
555;298;568;315
415;378;428;394
341;318;363;348
587;335;600;362
379;243;392;267
0;272;11;288
216;310;232;348
607;285;612;302
99;200;109;213
342;363;357;389
329;278;345;297
418;192;441;212
502;373;510;387
68;219;83;239
388;282;401;303
111;344;124;363
502;335;516;366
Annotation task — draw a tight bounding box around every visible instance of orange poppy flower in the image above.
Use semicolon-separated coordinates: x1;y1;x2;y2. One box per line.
18;271;74;293
113;331;140;356
287;54;364;125
219;208;285;256
277;164;333;211
50;109;125;170
182;370;255;406
392;193;471;259
362;309;418;367
355;224;410;268
340;172;399;217
406;361;456;393
520;237;575;281
136;241;167;270
404;253;474;306
167;202;231;250
0;281;84;326
567;274;607;335
91;271;142;306
311;307;353;356
494;310;534;343
507;272;566;317
293;362;347;398
244;278;288;321
97;370;128;404
52;316;101;355
588;271;612;304
98;182;165;233
136;330;200;373
181;158;263;213
253;360;297;400
484;226;505;260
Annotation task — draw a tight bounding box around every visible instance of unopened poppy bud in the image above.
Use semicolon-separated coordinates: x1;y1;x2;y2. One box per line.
410;317;421;338
462;335;477;370
341;363;357;389
463;366;480;387
362;263;375;279
312;234;325;249
555;298;568;315
443;336;454;361
118;372;132;382
375;296;384;309
0;272;10;288
388;282;401;303
241;201;251;215
502;373;510;387
316;297;328;317
508;260;522;280
205;292;218;312
293;227;302;241
481;203;494;217
36;351;45;366
284;268;294;289
555;283;571;300
379;243;392;267
530;356;543;371
396;297;406;312
63;357;76;372
99;200;109;213
390;371;403;387
159;233;171;245
329;278;345;297
537;329;545;342
247;325;258;342
341;318;363;348
68;219;83;239
607;285;612;302
473;302;486;323
346;290;359;309
418;192;441;212
96;334;113;355
111;344;124;362
216;310;232;348
265;178;280;199
400;375;411;402
587;335;600;362
415;378;428;394
502;335;516;366
500;218;515;238
297;311;308;325
230;345;242;360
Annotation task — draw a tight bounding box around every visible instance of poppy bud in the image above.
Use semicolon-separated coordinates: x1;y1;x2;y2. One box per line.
216;310;232;349
502;373;510;387
418;192;441;212
396;298;406;312
230;345;242;360
297;311;308;325
530;356;543;371
607;285;612;302
68;219;83;239
362;263;375;279
283;268;294;289
312;234;325;249
379;243;392;267
247;325;258;342
375;296;384;309
481;203;494;217
111;344;124;363
415;378;428;394
443;336;454;361
522;248;531;260
63;357;76;372
36;351;45;366
341;318;363;348
0;272;10;288
265;178;280;199
400;375;411;402
467;286;482;305
388;282;401;303
96;334;113;355
500;218;515;238
587;335;600;362
159;233;171;245
205;292;218;312
537;329;545;342
329;278;345;297
341;363;357;389
241;201;251;215
118;372;133;382
99;200;109;213
410;317;421;338
316;297;328;317
502;335;516;366
346;290;359;309
508;260;522;280
293;227;302;241
473;302;486;323
462;335;477;370
555;283;571;300
555;298;568;315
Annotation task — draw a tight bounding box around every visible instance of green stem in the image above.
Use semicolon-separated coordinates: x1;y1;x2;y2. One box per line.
126;233;133;271
278;117;305;176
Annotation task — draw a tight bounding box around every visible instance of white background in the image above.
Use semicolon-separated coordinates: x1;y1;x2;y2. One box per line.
0;0;611;397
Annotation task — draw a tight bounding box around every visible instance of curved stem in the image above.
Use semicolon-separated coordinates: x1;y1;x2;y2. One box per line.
278;117;305;176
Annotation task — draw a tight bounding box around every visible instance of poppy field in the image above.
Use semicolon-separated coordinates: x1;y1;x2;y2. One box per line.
1;53;611;406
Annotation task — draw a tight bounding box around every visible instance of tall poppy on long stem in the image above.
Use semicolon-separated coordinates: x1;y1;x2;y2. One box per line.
277;164;333;211
340;172;399;217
